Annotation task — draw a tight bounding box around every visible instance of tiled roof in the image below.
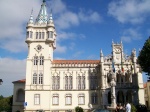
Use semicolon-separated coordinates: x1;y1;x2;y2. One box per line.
143;83;147;88
12;79;26;83
52;60;100;64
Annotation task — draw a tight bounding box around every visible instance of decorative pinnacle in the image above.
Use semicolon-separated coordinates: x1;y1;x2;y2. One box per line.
43;0;46;3
100;49;103;57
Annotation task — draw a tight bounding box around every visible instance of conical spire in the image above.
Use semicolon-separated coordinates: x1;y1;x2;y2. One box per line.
35;0;48;24
100;49;103;57
28;9;34;24
48;9;54;24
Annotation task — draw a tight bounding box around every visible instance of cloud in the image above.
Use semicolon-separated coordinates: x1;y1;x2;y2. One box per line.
121;28;142;42
0;0;41;52
78;9;102;23
0;57;26;97
108;0;150;24
54;44;67;53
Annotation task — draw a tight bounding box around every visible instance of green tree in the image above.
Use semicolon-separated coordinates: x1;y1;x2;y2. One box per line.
138;37;150;75
75;106;84;112
131;103;137;112
0;95;13;112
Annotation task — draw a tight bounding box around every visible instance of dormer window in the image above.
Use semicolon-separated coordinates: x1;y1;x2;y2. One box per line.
48;31;53;38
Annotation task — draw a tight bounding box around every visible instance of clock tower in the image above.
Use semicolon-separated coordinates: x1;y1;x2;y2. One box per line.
25;0;57;111
112;41;124;63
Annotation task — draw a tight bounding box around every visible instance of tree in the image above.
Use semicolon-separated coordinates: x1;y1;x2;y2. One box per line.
138;37;150;75
75;106;84;112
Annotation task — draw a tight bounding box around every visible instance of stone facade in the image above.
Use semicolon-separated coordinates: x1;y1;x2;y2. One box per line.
12;1;145;112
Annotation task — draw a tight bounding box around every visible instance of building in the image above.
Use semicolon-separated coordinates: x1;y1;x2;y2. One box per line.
144;82;150;110
12;1;145;112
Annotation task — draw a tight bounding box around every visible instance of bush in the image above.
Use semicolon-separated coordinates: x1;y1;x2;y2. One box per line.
75;106;84;112
131;103;137;112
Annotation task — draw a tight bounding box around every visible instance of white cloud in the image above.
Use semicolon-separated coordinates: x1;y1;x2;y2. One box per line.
78;9;102;23
55;44;67;53
0;58;26;96
121;28;142;42
108;0;150;24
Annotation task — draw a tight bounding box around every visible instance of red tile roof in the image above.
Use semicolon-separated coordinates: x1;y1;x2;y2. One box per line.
143;83;147;88
12;79;26;83
52;60;100;64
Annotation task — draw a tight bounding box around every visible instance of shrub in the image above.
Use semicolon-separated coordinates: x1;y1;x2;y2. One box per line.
75;106;84;112
131;103;137;112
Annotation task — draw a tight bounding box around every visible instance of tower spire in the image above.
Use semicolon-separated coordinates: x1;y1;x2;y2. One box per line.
28;9;34;24
35;0;48;24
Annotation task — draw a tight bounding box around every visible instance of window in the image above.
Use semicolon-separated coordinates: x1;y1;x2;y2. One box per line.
65;75;72;90
69;76;72;89
78;75;85;90
16;89;25;102
52;76;60;90
39;32;41;39
39;56;44;65
90;75;97;90
34;94;40;105
26;31;29;38
33;73;37;84
65;94;72;105
52;94;59;105
30;31;33;38
91;93;98;104
48;31;53;38
42;32;45;39
65;76;68;90
36;32;38;39
78;94;85;105
34;56;38;65
39;73;43;84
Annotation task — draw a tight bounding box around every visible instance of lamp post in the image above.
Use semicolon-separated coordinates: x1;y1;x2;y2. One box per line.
0;79;3;85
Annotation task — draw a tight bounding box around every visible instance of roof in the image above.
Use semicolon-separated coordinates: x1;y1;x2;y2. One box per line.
12;79;26;83
52;60;100;64
143;83;147;88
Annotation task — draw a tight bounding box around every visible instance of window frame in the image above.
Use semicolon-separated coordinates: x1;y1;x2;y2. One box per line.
34;94;40;105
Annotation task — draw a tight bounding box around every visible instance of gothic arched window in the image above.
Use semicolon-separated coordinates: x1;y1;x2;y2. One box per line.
69;76;72;89
56;76;60;89
65;76;68;90
39;56;44;65
78;76;81;90
91;93;98;104
39;73;43;84
33;73;37;84
33;56;38;65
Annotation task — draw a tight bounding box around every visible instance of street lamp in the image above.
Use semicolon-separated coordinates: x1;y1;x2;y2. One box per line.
0;79;3;85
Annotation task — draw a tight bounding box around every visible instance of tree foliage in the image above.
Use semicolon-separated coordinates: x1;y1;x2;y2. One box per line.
75;106;84;112
0;95;13;112
138;37;150;75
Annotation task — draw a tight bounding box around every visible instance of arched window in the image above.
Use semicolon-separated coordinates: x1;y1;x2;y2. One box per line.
34;56;38;65
26;31;29;38
33;73;37;84
52;76;55;90
39;73;43;84
52;75;60;90
39;32;41;39
78;76;81;89
91;93;98;104
39;56;44;65
36;32;38;39
82;76;85;89
30;31;33;38
90;74;97;90
65;76;68;90
48;31;53;38
52;94;59;105
69;76;72;89
42;32;45;39
56;76;60;89
16;89;25;102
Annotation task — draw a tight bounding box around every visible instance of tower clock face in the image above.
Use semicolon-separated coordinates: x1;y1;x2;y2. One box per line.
115;48;121;53
36;45;42;52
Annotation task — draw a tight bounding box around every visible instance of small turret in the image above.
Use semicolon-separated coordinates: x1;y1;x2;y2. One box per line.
100;49;104;63
27;9;34;27
47;10;55;27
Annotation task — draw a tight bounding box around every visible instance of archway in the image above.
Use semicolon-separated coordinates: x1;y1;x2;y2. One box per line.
108;91;111;104
117;91;124;103
126;90;132;103
16;89;25;102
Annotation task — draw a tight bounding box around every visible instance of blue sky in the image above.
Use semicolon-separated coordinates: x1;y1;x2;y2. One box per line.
0;0;150;97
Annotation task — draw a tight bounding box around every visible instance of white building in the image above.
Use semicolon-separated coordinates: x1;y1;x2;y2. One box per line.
12;1;145;112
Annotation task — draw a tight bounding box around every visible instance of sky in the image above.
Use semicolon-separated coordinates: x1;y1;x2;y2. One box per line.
0;0;150;97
